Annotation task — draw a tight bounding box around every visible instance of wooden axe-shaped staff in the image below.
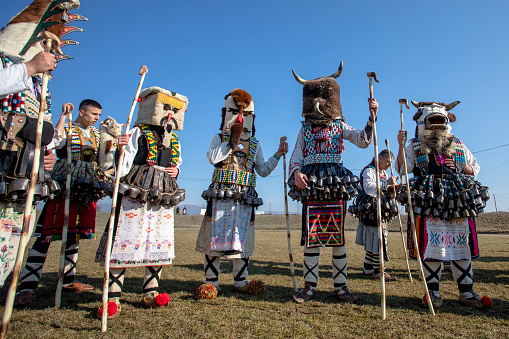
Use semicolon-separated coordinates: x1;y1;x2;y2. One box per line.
281;136;297;293
367;71;386;320
55;104;73;308
1;35;62;339
101;65;148;332
398;98;435;315
384;139;412;282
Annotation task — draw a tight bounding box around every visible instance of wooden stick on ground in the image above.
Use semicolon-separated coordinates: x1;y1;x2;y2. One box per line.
0;40;54;339
281;136;297;293
385;138;413;282
55;104;73;308
101;65;148;332
367;71;386;320
398;98;435;315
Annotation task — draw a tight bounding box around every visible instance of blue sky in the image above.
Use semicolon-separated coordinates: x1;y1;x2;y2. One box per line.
3;0;509;213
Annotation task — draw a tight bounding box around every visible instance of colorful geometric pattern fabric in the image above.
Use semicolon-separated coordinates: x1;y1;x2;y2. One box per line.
408;215;479;261
170;132;179;166
108;198;175;268
306;198;344;247
33;198;97;241
0;52;51;121
64;123;100;161
411;138;466;172
209;200;251;252
0;202;36;287
302;120;344;165
139;124;158;165
212;168;256;187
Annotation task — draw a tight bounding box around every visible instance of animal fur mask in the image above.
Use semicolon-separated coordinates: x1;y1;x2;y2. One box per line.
0;0;83;64
292;61;343;127
220;88;255;139
412;101;460;156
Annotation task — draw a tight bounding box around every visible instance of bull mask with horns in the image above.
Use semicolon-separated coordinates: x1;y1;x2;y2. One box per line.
411;101;460;137
292;61;343;127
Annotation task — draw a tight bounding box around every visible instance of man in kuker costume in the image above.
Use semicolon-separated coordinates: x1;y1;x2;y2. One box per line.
288;62;378;303
96;86;187;319
396;101;492;308
0;0;83;289
15;99;104;306
195;88;287;299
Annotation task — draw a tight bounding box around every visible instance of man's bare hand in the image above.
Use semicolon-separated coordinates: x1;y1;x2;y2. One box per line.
43;150;57;171
24;52;56;77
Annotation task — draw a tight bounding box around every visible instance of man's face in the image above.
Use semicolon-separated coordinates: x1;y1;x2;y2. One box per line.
79;106;101;127
378;156;394;171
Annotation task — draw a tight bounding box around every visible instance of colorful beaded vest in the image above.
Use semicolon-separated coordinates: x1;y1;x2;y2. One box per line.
64;123;100;161
411;137;466;174
139;124;179;167
302;119;344;166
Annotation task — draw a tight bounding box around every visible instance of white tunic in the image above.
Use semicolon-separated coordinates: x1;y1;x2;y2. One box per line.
0;62;34;99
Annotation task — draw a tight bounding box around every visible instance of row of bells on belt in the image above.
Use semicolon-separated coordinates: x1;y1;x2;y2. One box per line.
288;174;360;201
53;175;107;203
0;177;60;204
110;183;185;206
348;198;399;217
201;186;263;207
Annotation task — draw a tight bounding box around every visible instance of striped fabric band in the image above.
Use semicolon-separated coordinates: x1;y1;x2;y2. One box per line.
212;168;256;187
64;123;100;161
170;132;179;166
139;124;158;165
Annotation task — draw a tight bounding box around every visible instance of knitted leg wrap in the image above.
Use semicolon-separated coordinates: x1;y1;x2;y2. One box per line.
204;255;220;287
422;261;442;292
18;237;51;292
143;266;162;295
232;258;249;288
332;245;348;290
452;259;474;293
372;252;381;276
108;268;126;299
364;251;374;273
303;246;320;288
63;239;79;286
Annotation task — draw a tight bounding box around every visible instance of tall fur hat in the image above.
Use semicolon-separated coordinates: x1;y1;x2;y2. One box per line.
292;61;344;127
0;0;85;64
135;86;188;147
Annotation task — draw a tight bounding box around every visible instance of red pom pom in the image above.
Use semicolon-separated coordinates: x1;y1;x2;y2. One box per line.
423;296;428;305
98;301;118;317
481;295;492;307
137;97;142;102
155;292;171;306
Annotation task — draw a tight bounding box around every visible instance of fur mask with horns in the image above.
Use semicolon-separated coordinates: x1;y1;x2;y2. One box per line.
292;61;344;127
0;0;84;65
220;88;255;140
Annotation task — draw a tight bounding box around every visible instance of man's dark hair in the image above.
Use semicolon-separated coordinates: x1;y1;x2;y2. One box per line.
79;99;102;111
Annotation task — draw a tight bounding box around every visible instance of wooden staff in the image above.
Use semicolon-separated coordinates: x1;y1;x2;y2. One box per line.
398;98;435;315
101;65;148;332
281;136;297;293
0;40;55;339
55;104;73;308
367;71;386;320
384;139;413;282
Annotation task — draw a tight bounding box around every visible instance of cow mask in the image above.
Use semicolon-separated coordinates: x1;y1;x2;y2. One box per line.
412;101;459;137
220;88;255;140
292;61;343;127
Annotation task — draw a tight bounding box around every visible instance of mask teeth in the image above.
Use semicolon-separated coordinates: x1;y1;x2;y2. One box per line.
67;13;88;22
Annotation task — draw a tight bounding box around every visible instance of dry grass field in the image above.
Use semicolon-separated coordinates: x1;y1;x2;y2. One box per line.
1;213;508;338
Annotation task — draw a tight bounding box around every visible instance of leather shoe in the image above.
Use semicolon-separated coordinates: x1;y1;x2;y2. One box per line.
62;281;94;292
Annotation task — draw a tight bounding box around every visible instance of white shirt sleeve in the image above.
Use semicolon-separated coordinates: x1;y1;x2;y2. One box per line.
463;143;480;177
288;127;305;178
116;127;142;177
253;143;279;178
395;142;415;176
207;134;231;165
0;63;33;99
341;121;372;148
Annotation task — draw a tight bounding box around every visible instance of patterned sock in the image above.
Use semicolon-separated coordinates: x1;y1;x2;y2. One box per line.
372;252;380;276
422;261;442;292
303;246;320;289
108;268;125;299
18;237;51;292
204;255;220;287
62;239;79;286
333;246;347;291
143;266;162;295
233;258;249;288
